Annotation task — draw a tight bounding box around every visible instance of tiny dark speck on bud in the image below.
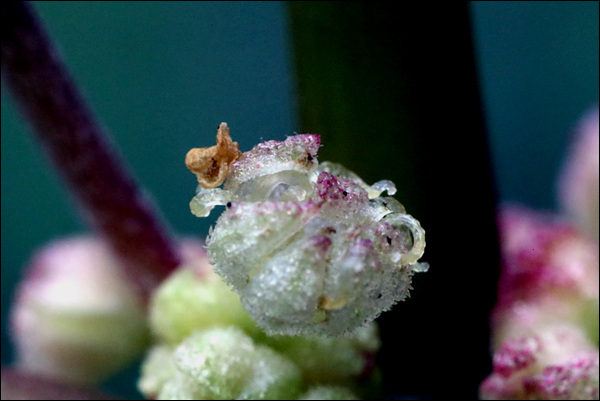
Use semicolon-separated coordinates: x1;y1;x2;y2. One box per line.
342;191;348;196
226;202;232;208
386;236;392;245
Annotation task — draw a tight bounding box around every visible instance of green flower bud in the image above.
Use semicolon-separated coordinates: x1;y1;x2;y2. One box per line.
149;264;261;345
266;322;380;385
137;345;177;399
150;327;302;400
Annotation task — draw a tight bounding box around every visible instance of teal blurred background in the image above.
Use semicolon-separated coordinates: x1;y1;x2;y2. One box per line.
472;1;599;210
1;1;598;398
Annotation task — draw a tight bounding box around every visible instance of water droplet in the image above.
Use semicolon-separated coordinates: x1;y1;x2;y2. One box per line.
411;262;430;273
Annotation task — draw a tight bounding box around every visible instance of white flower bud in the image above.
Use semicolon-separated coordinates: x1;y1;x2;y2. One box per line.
187;131;427;336
10;236;149;384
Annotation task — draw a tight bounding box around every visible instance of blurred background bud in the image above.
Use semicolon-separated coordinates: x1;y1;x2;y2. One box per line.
10;236;150;384
481;205;599;399
480;324;598;400
492;206;599;347
558;108;600;243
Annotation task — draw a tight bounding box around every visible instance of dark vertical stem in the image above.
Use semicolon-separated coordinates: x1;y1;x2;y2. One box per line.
288;2;500;398
1;2;180;302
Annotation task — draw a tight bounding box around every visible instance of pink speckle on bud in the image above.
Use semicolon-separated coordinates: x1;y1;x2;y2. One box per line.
309;235;333;253
227;134;321;187
315;172;369;218
494;336;541;378
535;355;599;400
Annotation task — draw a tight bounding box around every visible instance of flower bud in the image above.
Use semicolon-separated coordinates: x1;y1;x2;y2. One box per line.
149;260;262;345
480;324;598;400
10;236;149;384
265;322;380;386
137;345;177;399
481;206;599;400
187;129;427;336
143;241;382;398
147;327;302;400
492;206;599;347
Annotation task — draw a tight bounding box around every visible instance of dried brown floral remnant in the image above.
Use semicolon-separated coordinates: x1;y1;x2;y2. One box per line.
185;123;242;188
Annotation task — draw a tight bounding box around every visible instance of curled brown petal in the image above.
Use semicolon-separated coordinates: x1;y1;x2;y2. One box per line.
185;122;242;188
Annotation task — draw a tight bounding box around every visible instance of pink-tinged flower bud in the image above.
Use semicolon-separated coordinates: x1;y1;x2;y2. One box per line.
492;206;599;347
186;128;427;336
482;206;599;400
10;236;149;384
480;324;598;400
558;108;599;242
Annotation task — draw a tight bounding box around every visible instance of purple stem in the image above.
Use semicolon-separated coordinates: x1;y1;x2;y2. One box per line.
1;367;121;400
1;2;180;301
